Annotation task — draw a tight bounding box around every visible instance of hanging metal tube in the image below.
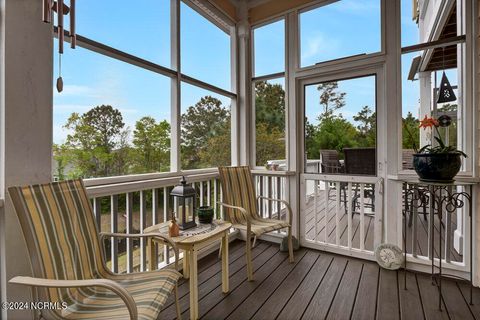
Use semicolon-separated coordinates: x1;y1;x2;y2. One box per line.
42;0;52;23
58;0;64;54
70;0;76;48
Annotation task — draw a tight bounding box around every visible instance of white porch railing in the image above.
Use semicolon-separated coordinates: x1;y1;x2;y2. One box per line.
300;174;383;260
85;172;221;273
84;170;290;273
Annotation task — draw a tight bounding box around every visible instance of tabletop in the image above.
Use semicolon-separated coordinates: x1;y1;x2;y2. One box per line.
144;220;232;245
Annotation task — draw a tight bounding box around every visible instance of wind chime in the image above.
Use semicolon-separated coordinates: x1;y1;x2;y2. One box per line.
437;46;456;104
42;0;77;93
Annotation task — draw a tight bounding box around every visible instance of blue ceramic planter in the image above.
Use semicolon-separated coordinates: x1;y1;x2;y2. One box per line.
413;153;462;182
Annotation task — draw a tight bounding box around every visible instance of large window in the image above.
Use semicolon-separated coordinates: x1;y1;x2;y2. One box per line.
252;20;287;168
53;46;172;179
400;0;468;171
52;0;234;180
304;76;377;175
254;78;286;167
299;0;381;68
76;0;171;67
253;19;285;77
181;83;231;170
181;2;231;90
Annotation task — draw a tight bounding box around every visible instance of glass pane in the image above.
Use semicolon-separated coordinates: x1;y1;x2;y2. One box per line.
401;0;464;47
304;75;377;175
300;0;381;68
401;46;463;170
53;45;171;180
181;82;231;170
255;78;286;167
75;0;170;67
253;19;285;76
181;2;231;90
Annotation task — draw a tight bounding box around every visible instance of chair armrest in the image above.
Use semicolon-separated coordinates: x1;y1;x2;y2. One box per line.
99;232;179;270
256;196;293;225
9;276;137;320
217;202;251;235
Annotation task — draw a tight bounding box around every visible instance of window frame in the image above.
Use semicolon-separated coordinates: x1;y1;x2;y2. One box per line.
301;73;379;176
250;17;288;169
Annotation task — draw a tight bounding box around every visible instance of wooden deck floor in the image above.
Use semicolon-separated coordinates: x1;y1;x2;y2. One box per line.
159;240;479;320
303;189;462;262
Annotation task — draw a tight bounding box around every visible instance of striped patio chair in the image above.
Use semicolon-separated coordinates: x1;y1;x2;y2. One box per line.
218;166;294;281
8;179;182;320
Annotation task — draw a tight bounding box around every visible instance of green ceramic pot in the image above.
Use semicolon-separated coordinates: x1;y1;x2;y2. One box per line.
197;206;214;224
413;153;462;182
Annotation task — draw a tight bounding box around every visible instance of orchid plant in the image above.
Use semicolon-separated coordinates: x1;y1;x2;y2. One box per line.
404;115;467;157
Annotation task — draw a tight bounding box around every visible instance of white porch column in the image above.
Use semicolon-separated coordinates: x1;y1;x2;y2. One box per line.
418;71;432;147
0;0;53;319
235;0;251;166
383;0;402;245
286;11;300;238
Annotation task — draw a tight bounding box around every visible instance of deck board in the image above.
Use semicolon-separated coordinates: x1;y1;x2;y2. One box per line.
250;250;321;320
158;240;479;320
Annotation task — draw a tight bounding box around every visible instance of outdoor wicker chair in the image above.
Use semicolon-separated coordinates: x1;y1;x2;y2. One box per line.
8;179;182;320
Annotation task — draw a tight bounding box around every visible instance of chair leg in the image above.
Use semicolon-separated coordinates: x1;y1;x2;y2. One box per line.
174;284;182;320
288;227;294;263
246;234;254;281
252;236;257;248
218;240;222;259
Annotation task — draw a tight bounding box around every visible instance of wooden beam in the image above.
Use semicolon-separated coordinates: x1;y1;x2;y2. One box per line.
209;0;237;21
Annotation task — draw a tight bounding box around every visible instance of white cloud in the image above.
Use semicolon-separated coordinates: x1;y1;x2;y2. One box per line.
59;84;97;97
301;33;340;62
54;104;93;114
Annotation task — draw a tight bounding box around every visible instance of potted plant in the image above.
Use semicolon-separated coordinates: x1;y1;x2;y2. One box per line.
197;206;214;224
405;115;467;182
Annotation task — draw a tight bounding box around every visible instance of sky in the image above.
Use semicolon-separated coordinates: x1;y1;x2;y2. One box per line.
53;0;460;143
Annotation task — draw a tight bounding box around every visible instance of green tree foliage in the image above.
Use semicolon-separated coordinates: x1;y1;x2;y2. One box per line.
306;82;378;158
255;81;285;132
181;96;231;169
62;105;130;178
255;123;286;165
353;106;376;147
402;111;420;150
254;81;286;165
132;117;171;173
317;82;346;118
306;116;359;158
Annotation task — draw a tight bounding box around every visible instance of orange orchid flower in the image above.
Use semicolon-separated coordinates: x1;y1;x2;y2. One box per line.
419;115;439;130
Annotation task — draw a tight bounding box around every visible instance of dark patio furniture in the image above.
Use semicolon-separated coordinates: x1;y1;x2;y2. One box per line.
320;149;344;173
343;147;376;215
402;149;428;226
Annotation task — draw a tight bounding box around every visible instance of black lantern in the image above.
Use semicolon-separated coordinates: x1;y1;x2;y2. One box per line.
170;176;197;230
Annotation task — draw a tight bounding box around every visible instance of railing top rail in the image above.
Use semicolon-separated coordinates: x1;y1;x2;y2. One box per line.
84;169;295;198
85;172;219;198
252;170;296;177
84;168;219;187
302;173;380;184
